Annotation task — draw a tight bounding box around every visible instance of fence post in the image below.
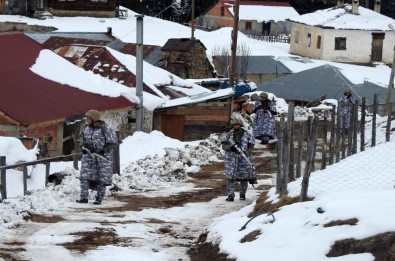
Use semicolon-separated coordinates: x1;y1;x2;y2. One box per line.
45;162;50;186
288;102;295;182
335;105;341;162
386;102;393;142
321;115;327;170
352;100;359;154
300;116;318;202
328;105;336;165
73;123;81;170
276;117;284;194
113;131;121;175
23;166;28;195
360;97;366;151
295;122;304;179
347;103;354;157
0;156;6;200
372;94;378;147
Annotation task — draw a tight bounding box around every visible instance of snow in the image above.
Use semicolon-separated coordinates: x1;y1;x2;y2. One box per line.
288;4;395;31
0;5;395;261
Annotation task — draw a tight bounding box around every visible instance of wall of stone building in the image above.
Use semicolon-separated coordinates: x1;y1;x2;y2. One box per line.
0;22;56;32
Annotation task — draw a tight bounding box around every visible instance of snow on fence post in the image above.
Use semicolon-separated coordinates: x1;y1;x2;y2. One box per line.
360;97;366;151
328;105;336;165
352;100;359;155
0;156;6;201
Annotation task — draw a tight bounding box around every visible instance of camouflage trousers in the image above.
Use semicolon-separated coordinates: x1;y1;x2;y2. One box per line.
227;179;248;197
80;179;106;200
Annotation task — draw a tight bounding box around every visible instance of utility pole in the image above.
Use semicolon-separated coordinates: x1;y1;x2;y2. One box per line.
191;0;195;39
229;0;240;89
385;46;395;115
135;15;144;132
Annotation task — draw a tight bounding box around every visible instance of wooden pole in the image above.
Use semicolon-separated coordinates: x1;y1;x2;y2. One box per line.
229;0;240;88
287;102;295;181
329;105;336;165
300;116;318;202
295;123;304;179
0;156;6;200
276;117;284;194
372;93;378;147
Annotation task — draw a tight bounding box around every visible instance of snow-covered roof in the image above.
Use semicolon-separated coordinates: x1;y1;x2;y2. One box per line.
228;4;299;22
288;4;395;31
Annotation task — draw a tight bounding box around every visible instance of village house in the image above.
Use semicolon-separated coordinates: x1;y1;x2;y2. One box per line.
1;0;118;17
257;63;395;114
40;35;233;142
288;0;395;65
0;31;134;156
156;38;215;80
197;0;299;36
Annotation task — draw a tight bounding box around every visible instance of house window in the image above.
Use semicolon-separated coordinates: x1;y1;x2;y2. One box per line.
317;35;321;49
245;21;252;30
220;7;225;16
307;33;311;47
294;30;299;44
335;37;347;50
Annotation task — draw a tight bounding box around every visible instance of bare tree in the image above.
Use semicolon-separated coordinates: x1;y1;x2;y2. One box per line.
211;42;250;80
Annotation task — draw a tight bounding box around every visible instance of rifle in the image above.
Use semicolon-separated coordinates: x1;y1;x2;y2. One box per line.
81;146;113;164
228;138;253;166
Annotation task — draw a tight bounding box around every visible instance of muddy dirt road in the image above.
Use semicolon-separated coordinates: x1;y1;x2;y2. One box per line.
0;144;276;261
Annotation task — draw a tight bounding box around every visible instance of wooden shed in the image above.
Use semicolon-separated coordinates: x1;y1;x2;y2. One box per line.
156;38;215;80
153;94;233;141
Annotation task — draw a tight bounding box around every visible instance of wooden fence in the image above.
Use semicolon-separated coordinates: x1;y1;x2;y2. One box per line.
0;140;121;202
275;95;393;201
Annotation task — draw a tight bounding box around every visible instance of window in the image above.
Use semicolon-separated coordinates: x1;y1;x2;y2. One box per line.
307;33;311;47
317;35;321;49
335;37;346;50
245;21;252;30
295;30;299;44
220;7;225;16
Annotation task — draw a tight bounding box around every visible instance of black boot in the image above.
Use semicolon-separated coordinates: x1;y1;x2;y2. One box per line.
76;198;88;203
240;194;246;200
93;198;102;205
225;195;234;202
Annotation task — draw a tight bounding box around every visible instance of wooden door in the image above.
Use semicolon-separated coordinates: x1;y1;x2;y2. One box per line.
161;115;184;141
371;33;385;62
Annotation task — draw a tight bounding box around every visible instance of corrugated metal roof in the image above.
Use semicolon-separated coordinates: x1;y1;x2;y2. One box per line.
0;32;132;126
256;64;395;104
108;40;162;65
52;44;159;96
25;32;116;45
161;38;206;52
42;36;110;50
213;56;292;74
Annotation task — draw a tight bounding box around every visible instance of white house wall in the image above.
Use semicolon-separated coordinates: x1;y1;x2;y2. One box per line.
290;22;395;64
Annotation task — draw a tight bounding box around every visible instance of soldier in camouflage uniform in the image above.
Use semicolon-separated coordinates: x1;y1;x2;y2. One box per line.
338;89;356;135
252;92;277;144
76;109;118;205
222;118;256;201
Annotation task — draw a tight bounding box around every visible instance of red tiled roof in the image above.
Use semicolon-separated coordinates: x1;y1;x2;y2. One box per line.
0;32;133;126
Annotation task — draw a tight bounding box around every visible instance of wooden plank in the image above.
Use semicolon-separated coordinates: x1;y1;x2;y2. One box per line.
185;114;229;121
164;107;229;115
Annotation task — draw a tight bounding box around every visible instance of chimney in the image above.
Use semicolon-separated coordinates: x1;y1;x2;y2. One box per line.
352;0;359;14
374;0;381;13
337;0;344;7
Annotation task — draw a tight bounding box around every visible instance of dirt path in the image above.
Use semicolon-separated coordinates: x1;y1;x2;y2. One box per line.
0;144;276;261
